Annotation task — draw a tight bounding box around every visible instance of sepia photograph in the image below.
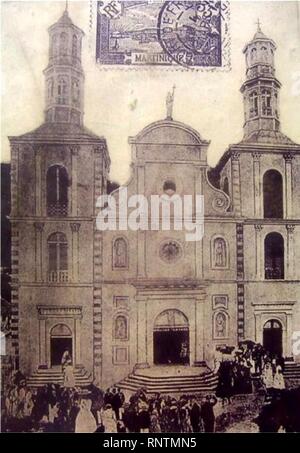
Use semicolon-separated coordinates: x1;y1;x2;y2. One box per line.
0;0;300;437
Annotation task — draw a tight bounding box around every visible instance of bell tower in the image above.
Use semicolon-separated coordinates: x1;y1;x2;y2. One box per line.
241;21;281;139
44;6;84;125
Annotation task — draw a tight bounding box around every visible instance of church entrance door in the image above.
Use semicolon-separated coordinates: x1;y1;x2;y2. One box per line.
50;324;73;367
153;310;189;365
263;319;283;357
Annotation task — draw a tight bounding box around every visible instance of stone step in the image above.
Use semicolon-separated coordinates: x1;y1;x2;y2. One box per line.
124;373;217;387
27;368;92;388
117;368;218;395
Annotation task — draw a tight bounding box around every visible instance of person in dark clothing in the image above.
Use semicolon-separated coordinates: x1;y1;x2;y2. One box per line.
138;404;151;433
190;398;201;432
201;395;217;433
253;400;282;432
104;388;113;406
123;404;139;433
111;387;122;420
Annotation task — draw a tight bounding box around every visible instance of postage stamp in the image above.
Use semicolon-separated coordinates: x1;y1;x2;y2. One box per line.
95;1;230;70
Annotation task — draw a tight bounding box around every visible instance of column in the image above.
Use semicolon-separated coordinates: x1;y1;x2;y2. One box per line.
135;296;149;369
70;222;81;282
35;149;42;216
231;152;242;216
137;163;146;278
286;224;295;280
254;224;263;279
34;222;44;282
74;317;82;366
38;318;47;368
252;152;261;217
71;146;79;217
284;153;294;218
195;166;203;278
194;296;205;364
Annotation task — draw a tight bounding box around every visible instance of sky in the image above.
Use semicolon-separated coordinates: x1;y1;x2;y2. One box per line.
1;0;300;184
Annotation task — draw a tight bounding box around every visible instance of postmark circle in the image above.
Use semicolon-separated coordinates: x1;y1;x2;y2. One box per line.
157;1;222;68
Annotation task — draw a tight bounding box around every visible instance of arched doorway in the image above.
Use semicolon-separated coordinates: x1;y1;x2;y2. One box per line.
153;310;189;365
50;323;73;367
263;319;283;357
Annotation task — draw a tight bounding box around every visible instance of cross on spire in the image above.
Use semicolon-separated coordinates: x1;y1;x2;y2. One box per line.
256;18;261;32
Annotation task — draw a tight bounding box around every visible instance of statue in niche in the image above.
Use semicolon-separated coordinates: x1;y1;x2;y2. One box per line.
214;237;227;267
215;312;226;338
114;238;127;268
114;316;127;340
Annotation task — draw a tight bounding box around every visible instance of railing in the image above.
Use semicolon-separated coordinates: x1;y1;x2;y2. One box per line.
265;267;284;280
48;270;69;283
47;202;68;217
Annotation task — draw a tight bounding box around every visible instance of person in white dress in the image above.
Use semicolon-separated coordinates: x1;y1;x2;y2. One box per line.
75;399;97;433
101;404;117;433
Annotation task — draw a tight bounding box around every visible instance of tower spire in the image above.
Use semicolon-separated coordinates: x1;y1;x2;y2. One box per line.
44;6;85;125
241;26;281;139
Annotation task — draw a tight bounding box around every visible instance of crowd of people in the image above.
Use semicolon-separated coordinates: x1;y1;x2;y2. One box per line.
1;342;298;433
215;341;286;405
1;371;218;433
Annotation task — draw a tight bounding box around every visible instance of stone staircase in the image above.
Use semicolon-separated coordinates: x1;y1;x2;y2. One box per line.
117;366;218;395
26;366;92;388
283;361;300;388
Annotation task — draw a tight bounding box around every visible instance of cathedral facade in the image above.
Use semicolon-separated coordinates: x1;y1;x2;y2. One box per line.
9;10;300;388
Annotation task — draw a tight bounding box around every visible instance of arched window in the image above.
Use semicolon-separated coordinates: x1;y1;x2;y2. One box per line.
113;315;128;340
213;311;229;339
47;79;54;100
264;232;284;280
251;47;257;62
274;92;279;118
48;232;68;282
261;46;268;62
163;180;176;195
59;32;68;55
72;79;80;106
72;34;78;58
212;237;228;269
263;170;283;218
52;34;59;57
261;89;272;115
113;237;128;269
249;91;258;117
46;165;68;216
57;77;68;105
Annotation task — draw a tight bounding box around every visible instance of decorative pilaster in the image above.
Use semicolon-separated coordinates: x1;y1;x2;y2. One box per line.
11;224;20;369
137;163;146;278
236;223;245;341
34;222;44;282
38;318;47;368
71;146;80;217
286;224;295;280
284;153;294;219
10;145;19;216
70;222;80;282
195;166;204;278
231;152;242;216
252;152;261;217
35;148;42;216
74;317;82;366
254;224;263;279
93;146;104;384
135;296;149;369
